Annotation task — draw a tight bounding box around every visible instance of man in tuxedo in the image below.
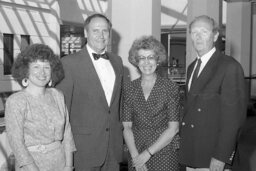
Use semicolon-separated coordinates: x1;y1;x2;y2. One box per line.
179;15;247;171
56;13;123;171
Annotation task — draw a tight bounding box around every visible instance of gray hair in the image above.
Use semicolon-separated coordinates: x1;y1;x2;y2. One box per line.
128;35;166;66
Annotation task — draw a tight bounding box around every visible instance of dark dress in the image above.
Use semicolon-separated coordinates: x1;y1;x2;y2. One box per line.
122;75;180;171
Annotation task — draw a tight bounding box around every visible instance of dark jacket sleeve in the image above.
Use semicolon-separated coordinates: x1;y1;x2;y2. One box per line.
213;60;247;164
56;57;74;113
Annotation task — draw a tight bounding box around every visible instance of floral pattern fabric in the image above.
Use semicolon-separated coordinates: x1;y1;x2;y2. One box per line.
5;88;76;171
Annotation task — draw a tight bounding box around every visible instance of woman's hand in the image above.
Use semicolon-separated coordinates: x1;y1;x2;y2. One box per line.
134;164;148;171
22;162;40;171
132;150;151;168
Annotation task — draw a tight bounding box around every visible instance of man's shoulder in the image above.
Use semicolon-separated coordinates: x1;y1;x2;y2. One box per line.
188;59;196;69
213;52;245;77
219;53;242;68
61;48;88;64
62;49;85;60
107;52;122;61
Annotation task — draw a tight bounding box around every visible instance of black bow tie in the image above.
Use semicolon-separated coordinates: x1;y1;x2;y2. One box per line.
92;53;109;60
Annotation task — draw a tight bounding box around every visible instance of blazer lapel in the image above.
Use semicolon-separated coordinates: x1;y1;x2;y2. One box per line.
186;59;197;93
185;50;221;115
189;50;221;93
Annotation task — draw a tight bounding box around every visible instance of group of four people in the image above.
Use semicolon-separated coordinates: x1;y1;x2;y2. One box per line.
5;13;246;171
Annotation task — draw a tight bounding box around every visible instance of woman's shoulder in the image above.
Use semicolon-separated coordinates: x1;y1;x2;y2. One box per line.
131;77;142;87
158;76;178;88
7;91;26;101
48;88;64;99
6;91;28;107
123;78;140;90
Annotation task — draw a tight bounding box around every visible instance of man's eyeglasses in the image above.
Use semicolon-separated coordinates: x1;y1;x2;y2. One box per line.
137;55;158;61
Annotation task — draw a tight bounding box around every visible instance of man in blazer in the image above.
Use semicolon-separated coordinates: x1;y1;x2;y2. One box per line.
56;13;123;171
179;15;247;171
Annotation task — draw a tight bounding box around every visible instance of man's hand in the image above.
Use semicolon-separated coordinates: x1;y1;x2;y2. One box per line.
209;158;225;171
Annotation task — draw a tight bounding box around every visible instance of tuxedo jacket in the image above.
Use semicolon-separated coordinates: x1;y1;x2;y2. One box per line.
56;47;123;169
179;49;247;168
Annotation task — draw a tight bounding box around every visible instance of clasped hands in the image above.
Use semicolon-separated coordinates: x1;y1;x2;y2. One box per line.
132;150;151;171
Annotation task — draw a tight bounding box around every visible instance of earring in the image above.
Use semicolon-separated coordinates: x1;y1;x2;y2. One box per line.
22;78;28;87
48;80;52;87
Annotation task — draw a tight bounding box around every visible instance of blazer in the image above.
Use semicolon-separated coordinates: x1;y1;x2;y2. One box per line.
179;49;247;168
56;47;124;169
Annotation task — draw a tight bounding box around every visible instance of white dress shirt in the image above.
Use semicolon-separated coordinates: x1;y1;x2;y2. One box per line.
87;44;116;106
188;47;216;90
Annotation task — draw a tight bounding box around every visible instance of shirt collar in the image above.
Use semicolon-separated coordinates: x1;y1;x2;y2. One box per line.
197;47;216;64
86;44;107;61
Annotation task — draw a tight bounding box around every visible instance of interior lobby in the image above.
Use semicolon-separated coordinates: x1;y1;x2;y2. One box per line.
0;0;256;170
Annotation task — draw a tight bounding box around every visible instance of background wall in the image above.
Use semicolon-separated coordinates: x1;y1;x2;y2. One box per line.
0;0;60;92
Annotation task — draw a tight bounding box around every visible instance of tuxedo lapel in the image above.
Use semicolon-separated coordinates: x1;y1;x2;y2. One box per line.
108;52;122;106
81;48;109;109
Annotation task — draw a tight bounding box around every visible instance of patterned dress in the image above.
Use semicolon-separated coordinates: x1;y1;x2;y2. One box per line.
5;88;76;171
122;75;180;171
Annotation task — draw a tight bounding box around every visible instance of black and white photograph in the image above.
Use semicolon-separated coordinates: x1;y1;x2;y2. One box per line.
0;0;256;171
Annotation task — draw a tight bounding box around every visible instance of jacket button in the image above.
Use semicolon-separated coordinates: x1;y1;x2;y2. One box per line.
182;122;185;126
106;128;109;131
191;124;194;128
198;108;201;112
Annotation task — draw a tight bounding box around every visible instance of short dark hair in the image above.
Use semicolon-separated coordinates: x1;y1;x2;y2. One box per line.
12;44;64;87
84;13;112;31
189;15;219;34
128;35;166;66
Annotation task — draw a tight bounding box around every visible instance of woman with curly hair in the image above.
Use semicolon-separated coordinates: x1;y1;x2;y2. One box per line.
5;44;76;171
122;36;180;171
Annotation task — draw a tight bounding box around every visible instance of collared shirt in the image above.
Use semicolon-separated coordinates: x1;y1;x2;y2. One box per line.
188;47;216;90
87;44;116;106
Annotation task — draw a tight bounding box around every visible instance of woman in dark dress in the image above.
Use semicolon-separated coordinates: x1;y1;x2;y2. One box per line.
122;35;180;171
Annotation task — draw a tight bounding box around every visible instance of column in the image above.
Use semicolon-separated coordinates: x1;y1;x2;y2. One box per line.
186;0;222;69
225;0;251;77
250;2;256;96
108;0;161;81
226;0;252;97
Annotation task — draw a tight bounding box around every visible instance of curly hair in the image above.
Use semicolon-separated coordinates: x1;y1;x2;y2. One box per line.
11;44;64;87
128;35;166;66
